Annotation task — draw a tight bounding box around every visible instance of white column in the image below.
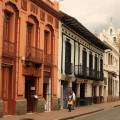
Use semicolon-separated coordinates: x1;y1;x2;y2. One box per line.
68;80;72;91
87;50;89;68
93;53;95;69
101;85;104;96
75;42;78;65
98;56;100;71
80;45;83;65
85;83;92;97
76;83;80;98
96;86;99;96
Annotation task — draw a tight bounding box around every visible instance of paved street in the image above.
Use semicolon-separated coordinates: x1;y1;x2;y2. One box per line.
72;107;120;120
0;101;119;120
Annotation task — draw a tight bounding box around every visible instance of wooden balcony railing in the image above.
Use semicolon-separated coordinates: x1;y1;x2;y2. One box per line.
2;40;15;58
44;54;52;66
26;46;43;64
74;65;104;81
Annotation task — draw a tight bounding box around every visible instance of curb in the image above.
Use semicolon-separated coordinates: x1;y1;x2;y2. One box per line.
113;104;120;108
59;109;104;120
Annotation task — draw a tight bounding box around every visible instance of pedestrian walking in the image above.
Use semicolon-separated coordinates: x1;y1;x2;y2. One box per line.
72;91;76;110
67;92;73;112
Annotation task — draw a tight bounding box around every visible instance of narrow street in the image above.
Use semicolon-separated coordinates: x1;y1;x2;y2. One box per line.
71;107;120;120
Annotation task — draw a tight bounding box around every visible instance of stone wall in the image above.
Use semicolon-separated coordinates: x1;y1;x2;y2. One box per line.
36;98;45;112
16;99;27;115
0;100;3;117
51;98;61;110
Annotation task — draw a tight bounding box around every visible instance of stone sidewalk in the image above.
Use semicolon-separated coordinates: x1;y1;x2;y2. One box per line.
1;101;120;120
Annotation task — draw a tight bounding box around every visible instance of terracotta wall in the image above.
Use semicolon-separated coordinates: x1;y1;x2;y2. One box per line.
0;0;60;113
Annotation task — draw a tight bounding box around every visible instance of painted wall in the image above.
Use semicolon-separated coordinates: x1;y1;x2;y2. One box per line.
0;0;60;114
99;24;119;100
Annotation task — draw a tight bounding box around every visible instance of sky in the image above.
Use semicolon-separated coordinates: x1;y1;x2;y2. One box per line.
59;0;120;33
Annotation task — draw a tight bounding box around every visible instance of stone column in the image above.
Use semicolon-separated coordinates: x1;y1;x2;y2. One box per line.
68;80;72;92
80;45;83;65
76;83;80;98
85;83;92;105
96;86;100;103
92;53;95;70
76;83;80;107
87;50;89;68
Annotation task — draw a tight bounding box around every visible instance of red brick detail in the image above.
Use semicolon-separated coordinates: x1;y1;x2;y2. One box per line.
21;0;27;11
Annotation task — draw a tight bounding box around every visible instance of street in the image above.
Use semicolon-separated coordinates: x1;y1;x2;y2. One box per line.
70;107;120;120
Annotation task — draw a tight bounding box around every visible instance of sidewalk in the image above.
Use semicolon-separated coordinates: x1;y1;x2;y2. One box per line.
1;101;120;120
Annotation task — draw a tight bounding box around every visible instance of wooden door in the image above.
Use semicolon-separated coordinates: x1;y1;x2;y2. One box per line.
25;77;36;112
2;66;15;115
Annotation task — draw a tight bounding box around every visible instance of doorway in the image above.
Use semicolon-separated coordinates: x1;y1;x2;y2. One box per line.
61;81;68;109
25;76;36;112
80;83;85;105
80;83;85;98
2;66;15;115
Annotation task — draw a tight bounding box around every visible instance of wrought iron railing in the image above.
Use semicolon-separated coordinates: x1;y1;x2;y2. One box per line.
75;65;104;80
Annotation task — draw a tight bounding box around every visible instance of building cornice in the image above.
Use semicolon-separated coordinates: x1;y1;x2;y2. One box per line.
61;11;110;50
31;0;63;19
62;24;104;55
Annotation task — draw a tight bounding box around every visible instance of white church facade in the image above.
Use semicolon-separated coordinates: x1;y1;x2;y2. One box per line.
99;24;120;102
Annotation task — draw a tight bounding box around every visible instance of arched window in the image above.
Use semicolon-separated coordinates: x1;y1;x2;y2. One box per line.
44;25;54;65
3;3;18;57
26;16;39;48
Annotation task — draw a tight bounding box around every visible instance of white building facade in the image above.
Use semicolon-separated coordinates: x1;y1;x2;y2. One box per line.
99;24;119;102
58;13;110;109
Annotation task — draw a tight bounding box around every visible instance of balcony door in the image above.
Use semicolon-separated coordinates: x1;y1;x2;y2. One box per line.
3;12;15;58
25;76;37;112
44;30;52;65
89;53;93;78
100;59;103;79
26;23;33;48
94;55;99;79
82;49;87;76
2;66;15;115
65;41;71;74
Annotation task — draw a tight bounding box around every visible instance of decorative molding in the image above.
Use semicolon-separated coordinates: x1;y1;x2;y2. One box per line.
40;10;45;21
47;14;53;23
30;2;38;15
55;19;59;29
21;0;27;11
11;0;18;2
31;0;62;19
62;26;103;56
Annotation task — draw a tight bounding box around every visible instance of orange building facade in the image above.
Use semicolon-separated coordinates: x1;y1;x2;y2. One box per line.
0;0;61;116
